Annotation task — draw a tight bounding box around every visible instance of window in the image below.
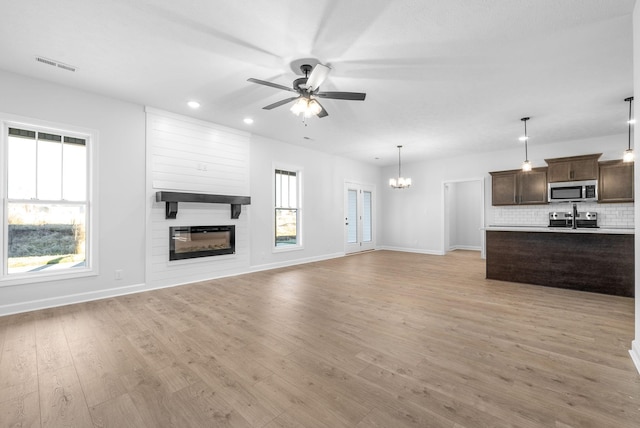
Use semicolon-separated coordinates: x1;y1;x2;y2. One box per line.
274;168;301;249
3;123;92;280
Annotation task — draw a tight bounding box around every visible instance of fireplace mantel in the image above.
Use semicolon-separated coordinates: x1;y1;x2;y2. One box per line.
156;191;251;219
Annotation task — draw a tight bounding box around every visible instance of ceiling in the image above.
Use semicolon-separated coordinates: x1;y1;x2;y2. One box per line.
0;0;635;166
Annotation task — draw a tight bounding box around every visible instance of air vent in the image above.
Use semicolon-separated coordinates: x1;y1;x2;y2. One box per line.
57;63;76;72
35;56;77;72
36;57;56;67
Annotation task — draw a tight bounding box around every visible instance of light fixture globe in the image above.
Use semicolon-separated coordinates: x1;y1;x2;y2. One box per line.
290;98;308;116
624;148;635;163
390;145;411;189
623;97;634;162
290;97;323;118
307;99;322;116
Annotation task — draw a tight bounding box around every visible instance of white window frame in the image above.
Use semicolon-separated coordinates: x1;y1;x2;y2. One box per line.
0;114;99;286
273;163;303;252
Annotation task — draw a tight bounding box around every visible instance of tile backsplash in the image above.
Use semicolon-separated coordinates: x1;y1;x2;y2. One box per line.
489;203;634;228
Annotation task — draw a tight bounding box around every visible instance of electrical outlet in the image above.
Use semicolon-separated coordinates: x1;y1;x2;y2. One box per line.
115;269;123;280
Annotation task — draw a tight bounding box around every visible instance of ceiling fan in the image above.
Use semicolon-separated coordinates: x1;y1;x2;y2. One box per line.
247;63;366;118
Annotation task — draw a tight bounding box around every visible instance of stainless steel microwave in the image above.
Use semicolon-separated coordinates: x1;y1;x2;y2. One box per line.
548;180;598;203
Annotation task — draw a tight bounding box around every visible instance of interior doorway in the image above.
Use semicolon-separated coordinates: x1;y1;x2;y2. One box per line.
442;179;484;257
345;182;375;254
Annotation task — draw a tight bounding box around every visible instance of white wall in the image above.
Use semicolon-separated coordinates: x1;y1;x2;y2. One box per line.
0;70;146;315
380;133;629;254
249;135;380;270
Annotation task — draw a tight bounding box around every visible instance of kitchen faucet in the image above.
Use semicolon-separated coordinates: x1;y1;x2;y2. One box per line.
572;203;578;229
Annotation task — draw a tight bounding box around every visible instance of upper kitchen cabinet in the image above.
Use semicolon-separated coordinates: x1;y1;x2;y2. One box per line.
490;167;548;206
545;153;601;182
599;160;634;203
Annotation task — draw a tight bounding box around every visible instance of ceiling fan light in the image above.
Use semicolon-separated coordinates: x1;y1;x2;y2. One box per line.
290;98;307;116
308;99;322;116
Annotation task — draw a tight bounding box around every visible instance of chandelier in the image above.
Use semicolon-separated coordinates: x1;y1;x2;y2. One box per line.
389;145;412;189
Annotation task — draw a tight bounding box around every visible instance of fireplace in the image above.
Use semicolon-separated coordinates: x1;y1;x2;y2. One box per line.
169;225;235;261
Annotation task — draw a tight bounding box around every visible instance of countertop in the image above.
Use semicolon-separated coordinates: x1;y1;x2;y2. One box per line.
484;225;634;234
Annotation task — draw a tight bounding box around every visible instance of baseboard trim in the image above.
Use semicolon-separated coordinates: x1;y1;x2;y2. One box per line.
377;246;445;256
0;282;150;317
447;245;482;251
630;340;640;375
250;252;345;273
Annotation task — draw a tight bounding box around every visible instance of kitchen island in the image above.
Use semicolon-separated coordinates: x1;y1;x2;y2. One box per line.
485;226;634;297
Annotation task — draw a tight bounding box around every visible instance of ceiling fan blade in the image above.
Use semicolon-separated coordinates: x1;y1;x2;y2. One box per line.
316;91;366;101
306;64;331;91
247;78;296;93
314;100;329;118
262;97;299;110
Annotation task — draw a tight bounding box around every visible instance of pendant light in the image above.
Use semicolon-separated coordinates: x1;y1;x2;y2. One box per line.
623;96;634;162
389;145;412;189
519;117;532;171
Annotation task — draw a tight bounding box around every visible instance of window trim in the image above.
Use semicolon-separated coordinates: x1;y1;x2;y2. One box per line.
273;163;303;253
0;114;99;286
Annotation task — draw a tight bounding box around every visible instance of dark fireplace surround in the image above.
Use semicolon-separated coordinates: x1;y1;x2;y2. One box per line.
170;225;235;261
158;191;248;261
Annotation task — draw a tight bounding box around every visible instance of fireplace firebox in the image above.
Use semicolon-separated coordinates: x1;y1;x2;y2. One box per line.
169;225;235;261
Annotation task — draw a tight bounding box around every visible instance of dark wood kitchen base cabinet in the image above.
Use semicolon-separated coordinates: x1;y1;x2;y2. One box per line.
486;230;634;297
490;167;548;205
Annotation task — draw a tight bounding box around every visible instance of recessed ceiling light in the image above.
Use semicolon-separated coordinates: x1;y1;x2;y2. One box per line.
243;118;254;125
187;101;200;109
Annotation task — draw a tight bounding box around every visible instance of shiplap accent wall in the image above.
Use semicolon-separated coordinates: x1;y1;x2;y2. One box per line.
145;107;251;288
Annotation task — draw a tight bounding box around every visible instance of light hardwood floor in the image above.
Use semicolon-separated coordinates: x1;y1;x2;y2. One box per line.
0;250;638;427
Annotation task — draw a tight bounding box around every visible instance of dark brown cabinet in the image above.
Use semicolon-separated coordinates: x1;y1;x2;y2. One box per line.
490;167;548;205
599;160;634;203
545;153;601;182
